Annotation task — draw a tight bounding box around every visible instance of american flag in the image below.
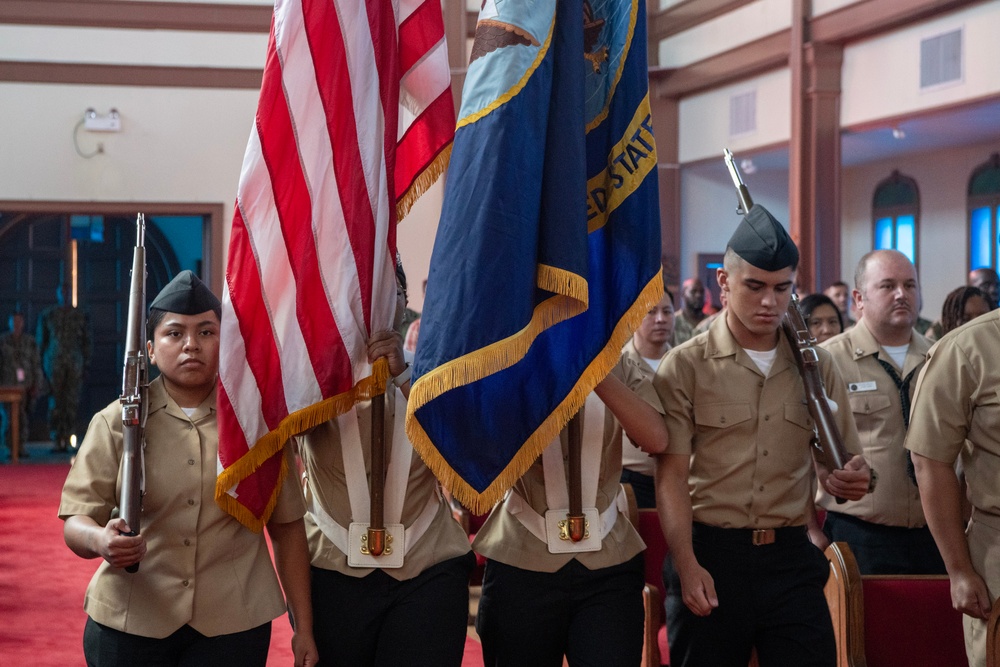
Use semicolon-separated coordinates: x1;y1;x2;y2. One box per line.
215;0;454;531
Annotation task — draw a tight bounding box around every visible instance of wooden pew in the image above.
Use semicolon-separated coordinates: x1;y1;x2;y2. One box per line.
636;507;669;666
823;541;969;667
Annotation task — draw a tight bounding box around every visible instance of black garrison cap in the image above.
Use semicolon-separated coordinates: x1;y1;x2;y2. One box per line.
726;204;799;271
149;270;221;314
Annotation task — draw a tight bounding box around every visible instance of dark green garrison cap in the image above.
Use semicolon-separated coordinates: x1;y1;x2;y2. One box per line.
727;204;799;271
149;270;221;314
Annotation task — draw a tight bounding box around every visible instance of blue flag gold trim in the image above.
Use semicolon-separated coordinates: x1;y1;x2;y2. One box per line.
406;0;663;514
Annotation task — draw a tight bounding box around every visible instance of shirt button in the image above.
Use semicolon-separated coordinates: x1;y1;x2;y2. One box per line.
763;450;769;456
764;415;770;421
184;538;191;546
720;417;726;424
759;485;765;491
182;580;190;587
188;459;195;466
187;424;193;430
758;381;764;388
187;499;195;506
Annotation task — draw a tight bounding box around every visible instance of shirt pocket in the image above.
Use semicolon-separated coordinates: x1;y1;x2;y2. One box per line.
694;402;752;429
783;401;814;432
848;393;892;417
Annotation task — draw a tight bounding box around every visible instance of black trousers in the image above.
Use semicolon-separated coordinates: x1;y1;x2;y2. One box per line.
663;523;835;667
823;511;946;575
476;554;645;667
311;552;474;667
82;618;271;667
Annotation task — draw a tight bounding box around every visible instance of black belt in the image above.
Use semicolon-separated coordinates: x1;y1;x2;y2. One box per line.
692;522;807;547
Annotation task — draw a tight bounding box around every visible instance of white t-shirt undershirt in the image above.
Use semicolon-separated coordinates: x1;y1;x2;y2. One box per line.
744;347;779;378
882;343;909;370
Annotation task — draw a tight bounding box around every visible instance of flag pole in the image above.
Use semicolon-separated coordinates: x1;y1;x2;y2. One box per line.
366;392;387;556
566;412;585;542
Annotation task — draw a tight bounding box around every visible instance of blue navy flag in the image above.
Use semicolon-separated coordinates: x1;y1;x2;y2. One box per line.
406;0;663;513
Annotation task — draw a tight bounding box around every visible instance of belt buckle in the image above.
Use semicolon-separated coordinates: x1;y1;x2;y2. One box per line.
752;529;775;546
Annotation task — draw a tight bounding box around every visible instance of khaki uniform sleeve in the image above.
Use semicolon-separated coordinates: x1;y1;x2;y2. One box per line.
58;408;122;523
654;348;694;456
619;354;665;415
905;342;972;464
269;445;308;525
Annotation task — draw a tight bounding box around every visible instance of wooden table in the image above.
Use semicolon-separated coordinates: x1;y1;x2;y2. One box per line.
0;385;26;463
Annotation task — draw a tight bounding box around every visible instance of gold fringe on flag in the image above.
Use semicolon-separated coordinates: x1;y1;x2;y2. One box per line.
396;142;453;222
216;358;392;532
407;268;664;514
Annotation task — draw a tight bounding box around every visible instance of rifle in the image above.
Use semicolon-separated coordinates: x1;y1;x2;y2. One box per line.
119;213;149;572
723;150;851;497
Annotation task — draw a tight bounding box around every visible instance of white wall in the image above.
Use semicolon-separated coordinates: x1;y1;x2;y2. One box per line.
658;0;792;69
0;82;260;251
678;69;791;164
841;2;1000;127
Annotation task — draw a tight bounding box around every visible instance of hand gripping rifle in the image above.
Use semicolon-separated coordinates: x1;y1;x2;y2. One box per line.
120;214;149;571
723;150;851;498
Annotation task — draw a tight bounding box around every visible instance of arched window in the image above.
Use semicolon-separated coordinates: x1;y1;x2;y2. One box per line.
872;170;919;263
968;153;1000;273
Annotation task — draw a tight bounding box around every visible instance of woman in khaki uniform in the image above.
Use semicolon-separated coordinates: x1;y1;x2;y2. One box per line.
59;271;317;667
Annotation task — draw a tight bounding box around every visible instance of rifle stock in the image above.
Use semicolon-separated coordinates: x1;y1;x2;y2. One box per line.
120;214;148;572
723;150;851;500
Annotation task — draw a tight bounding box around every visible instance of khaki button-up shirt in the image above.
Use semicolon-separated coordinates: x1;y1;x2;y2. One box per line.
819;320;930;527
655;314;862;529
59;377;303;639
906;310;1000;519
472;356;657;573
295;387;471;581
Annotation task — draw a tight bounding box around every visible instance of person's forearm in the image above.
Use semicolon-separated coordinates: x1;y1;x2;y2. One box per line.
267;518;315;633
913;454;974;574
655;453;696;568
595;374;668;454
63;515;104;559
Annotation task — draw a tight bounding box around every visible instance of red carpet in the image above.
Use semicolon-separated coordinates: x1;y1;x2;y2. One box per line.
0;463;484;666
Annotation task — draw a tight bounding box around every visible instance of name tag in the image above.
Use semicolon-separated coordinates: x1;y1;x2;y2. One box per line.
347;522;405;568
848;381;877;393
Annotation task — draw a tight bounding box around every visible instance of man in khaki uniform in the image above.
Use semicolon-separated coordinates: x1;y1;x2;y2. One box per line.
292;264;474;667
620;283;674;508
59;271;316;667
473;355;667;666
655;205;871;667
818;249;943;574
906;309;1000;667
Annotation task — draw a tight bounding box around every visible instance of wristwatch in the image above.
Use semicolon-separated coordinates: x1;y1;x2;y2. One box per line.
867;468;879;494
392;364;412;388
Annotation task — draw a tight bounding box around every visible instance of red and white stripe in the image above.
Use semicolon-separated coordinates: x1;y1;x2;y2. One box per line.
216;0;453;526
396;0;455;215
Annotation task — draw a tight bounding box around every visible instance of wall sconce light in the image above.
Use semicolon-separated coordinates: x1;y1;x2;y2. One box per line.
84;108;122;132
892;126;906;140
